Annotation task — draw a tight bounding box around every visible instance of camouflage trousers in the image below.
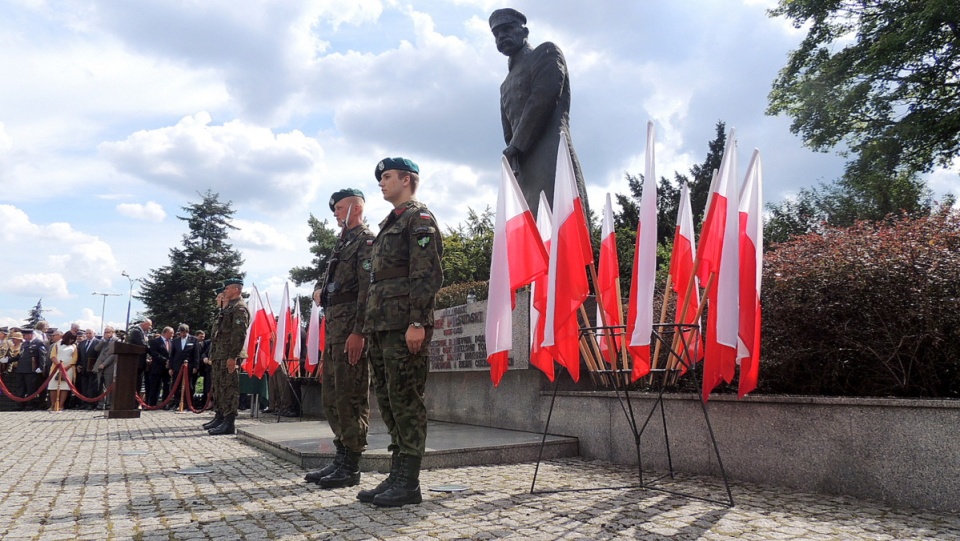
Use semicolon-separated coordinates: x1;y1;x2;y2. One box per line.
212;358;239;416
322;342;370;453
368;329;431;457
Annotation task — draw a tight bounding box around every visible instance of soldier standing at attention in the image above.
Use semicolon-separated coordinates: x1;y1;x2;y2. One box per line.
201;287;228;431
207;279;250;436
358;157;443;507
304;188;375;489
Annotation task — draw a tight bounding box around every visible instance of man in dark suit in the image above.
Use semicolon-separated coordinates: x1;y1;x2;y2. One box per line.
146;326;173;407
76;329;100;409
127;319;152;400
193;330;211;408
12;328;46;410
169;324;199;410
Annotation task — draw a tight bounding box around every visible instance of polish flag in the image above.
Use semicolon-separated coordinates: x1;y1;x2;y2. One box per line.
670;182;702;371
627;121;657;380
529;192;556;380
242;284;275;377
260;293;280;378
288;297;302;376
700;129;740;400
596;193;622;364
542;132;594;382
270;283;292;376
738;149;763;397
485;156;550;386
305;303;321;368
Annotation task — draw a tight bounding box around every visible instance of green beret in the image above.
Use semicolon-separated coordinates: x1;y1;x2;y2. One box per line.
375;157;419;181
222;278;243;288
489;8;526;30
329;188;365;211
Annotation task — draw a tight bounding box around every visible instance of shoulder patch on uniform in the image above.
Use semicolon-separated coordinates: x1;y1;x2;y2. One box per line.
366;239;374;245
412;225;435;234
417;236;431;248
362;260;372;271
419;212;431;219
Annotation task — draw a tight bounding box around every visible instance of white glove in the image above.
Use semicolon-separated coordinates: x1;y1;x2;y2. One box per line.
0;357;8;364
35;367;42;374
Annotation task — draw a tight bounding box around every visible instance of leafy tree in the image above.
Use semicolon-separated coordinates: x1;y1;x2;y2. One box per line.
441;207;494;285
765;170;935;247
767;0;960;180
138;190;244;332
289;213;339;318
289;214;339;288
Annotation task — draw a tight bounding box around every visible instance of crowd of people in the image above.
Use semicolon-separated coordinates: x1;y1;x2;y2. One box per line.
0;319;300;415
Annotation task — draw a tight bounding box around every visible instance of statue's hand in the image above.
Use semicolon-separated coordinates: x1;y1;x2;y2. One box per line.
503;145;521;175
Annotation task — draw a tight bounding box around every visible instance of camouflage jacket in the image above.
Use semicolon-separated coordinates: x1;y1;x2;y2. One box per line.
363;200;444;333
209;296;250;361
315;224;375;343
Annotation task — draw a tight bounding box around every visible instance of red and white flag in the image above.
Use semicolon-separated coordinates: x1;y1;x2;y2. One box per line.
627;121;657;380
738;149;763;397
529;192;556;380
700;129;740;400
270;283;292;376
242;284;275;378
596;193;622;364
542;132;594;382
288;296;302;375
305;303;321;368
485;156;550;386
670;182;702;371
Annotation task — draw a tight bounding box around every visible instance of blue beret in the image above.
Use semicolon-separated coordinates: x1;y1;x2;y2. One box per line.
329;188;365;211
489;8;526;30
376;157;419;180
222;278;243;288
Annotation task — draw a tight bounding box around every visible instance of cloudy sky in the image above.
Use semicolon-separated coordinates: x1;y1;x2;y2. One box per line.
1;0;956;333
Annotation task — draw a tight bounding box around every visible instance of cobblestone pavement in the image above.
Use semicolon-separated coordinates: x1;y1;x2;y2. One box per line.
1;411;959;541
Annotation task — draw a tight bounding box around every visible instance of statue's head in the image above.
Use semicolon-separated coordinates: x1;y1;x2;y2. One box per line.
489;8;529;57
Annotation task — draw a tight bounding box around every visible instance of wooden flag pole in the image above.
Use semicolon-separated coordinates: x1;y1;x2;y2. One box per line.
648;274;674;384
587;263;621;371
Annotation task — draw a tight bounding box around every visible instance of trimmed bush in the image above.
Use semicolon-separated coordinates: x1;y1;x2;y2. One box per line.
435;281;489;310
760;209;960;397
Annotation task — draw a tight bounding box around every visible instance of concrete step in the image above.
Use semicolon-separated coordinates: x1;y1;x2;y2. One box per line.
238;419;579;472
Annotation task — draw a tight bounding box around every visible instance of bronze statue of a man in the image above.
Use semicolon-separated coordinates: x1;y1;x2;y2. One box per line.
490;8;589;217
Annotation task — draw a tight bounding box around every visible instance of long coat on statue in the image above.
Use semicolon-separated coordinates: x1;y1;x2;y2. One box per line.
500;41;589;217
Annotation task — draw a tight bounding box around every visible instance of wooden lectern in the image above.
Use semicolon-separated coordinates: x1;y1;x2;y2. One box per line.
107;342;145;419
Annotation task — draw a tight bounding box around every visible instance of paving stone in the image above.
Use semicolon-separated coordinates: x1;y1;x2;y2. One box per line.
1;410;960;540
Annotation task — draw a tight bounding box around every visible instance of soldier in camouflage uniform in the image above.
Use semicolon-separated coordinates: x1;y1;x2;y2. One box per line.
303;188;375;489
207;278;250;436
358;157;443;508
201;288;228;431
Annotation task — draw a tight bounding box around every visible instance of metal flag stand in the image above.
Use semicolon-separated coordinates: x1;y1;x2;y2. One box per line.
529;323;734;507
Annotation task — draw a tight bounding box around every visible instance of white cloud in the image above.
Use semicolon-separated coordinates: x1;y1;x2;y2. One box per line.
116;201;166;222
100;112;326;212
0;274;70;300
232;219;297;251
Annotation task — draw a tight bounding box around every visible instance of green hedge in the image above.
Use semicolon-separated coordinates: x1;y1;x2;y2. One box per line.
435;281;489;310
760;209;960;397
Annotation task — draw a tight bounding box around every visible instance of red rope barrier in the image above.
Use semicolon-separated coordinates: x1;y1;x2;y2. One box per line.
134;364;187;411
54;363;114;403
0;368;61;403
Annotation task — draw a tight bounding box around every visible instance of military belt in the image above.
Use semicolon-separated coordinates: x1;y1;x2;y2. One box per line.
327;291;359;306
371;267;408;283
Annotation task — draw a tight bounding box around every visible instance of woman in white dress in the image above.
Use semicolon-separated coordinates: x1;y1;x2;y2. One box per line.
49;330;79;411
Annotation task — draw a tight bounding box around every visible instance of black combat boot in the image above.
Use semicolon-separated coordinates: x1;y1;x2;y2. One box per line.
207;414;236;435
357;451;400;503
305;441;345;483
202;412;224;430
319;450;362;489
372;454;422;507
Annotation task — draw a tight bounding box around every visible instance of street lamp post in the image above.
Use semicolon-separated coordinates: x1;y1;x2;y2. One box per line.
121;271;138;332
91;292;121;335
